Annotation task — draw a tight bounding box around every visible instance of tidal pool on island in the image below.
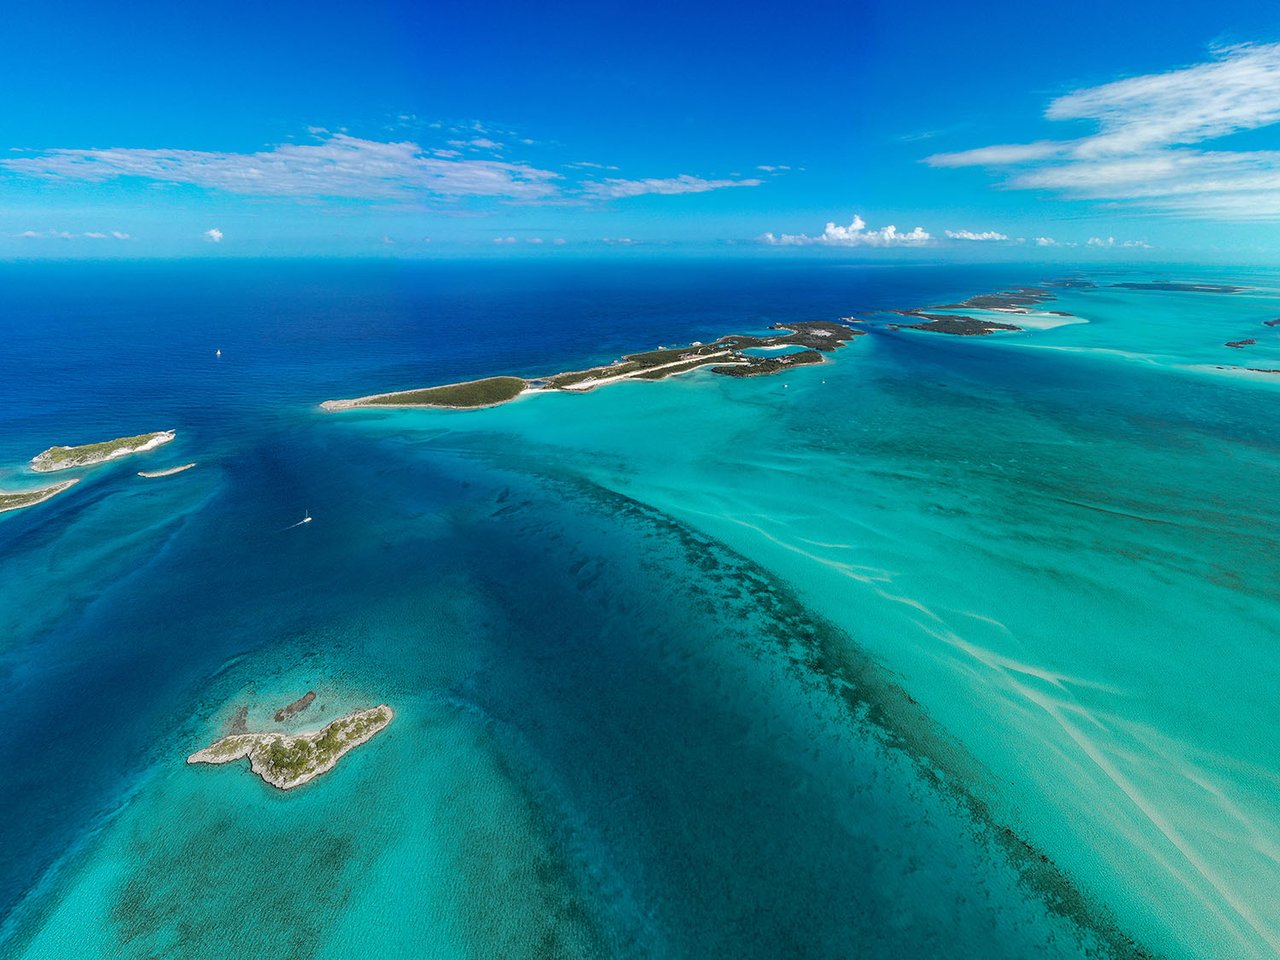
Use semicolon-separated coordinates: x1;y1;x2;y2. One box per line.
2;261;1279;958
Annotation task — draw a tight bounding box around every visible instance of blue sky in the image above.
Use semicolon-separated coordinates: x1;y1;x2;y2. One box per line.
3;0;1279;258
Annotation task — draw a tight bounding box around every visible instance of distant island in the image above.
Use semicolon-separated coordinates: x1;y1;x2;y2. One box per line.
0;478;80;514
892;287;1071;336
187;704;393;790
31;430;176;472
138;462;196;478
321;321;862;411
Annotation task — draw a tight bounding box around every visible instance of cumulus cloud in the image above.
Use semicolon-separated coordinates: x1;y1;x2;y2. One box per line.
945;229;1009;241
760;214;931;247
924;42;1280;220
583;174;762;199
204;228;223;243
493;236;517;244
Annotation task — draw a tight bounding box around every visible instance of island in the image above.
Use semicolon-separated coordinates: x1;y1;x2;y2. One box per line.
187;705;393;790
1225;339;1257;349
895;311;1023;336
0;478;80;514
321;321;863;411
137;462;197;478
31;430;176;473
885;285;1094;336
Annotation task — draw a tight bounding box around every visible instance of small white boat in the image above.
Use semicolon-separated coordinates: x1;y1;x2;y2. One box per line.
216;348;222;357
301;509;312;524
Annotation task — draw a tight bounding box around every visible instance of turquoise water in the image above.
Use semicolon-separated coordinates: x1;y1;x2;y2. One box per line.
3;261;1279;957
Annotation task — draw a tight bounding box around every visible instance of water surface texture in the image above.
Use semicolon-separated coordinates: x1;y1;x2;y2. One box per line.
2;260;1278;958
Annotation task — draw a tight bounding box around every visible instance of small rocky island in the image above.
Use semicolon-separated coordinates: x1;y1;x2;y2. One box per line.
188;704;393;790
138;462;196;478
0;478;80;514
31;430;176;472
321;321;863;411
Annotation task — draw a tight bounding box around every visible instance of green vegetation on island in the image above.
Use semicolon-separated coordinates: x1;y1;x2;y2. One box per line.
898;313;1023;336
187;704;393;790
321;320;863;412
31;430;176;472
321;376;527;410
0;478;80;514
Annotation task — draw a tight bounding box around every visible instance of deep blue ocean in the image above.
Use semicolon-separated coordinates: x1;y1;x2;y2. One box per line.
3;259;1280;958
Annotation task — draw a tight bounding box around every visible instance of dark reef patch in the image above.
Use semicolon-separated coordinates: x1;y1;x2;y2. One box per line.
1112;282;1245;294
528;470;1157;960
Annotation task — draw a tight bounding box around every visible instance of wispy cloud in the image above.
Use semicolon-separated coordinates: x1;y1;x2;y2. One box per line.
925;42;1280;219
16;228;131;240
1087;236;1151;248
945;229;1009;241
2;133;562;203
2;132;764;211
583;174;762;199
760;214;931;247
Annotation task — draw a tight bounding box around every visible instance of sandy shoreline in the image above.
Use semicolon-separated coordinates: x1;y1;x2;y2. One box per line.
0;478;80;514
138;462;197;478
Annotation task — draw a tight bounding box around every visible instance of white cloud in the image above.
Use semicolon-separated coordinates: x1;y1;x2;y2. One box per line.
204;228;223;243
583;174;762;199
923;42;1280;220
552;238;567;245
526;237;543;244
2;132;562;203
16;228;130;240
1;131;764;211
945;229;1009;241
760;214;931;247
493;236;517;244
1087;236;1152;248
756;164;792;173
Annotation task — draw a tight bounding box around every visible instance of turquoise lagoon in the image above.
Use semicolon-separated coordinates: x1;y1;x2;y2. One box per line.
1;261;1279;958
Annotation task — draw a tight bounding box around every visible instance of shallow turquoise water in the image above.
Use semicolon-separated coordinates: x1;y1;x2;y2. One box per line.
3;262;1279;958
